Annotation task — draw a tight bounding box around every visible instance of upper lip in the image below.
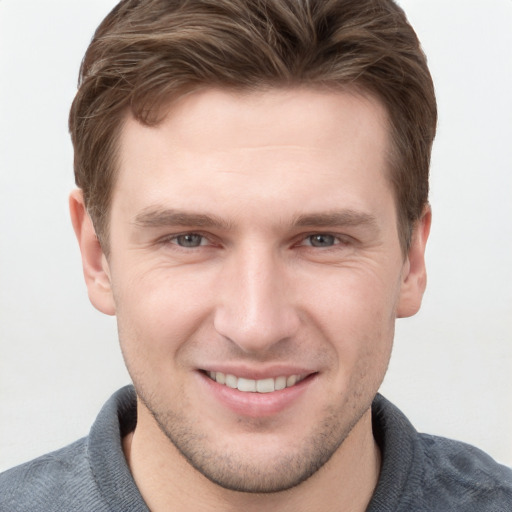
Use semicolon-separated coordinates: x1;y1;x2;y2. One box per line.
199;365;316;380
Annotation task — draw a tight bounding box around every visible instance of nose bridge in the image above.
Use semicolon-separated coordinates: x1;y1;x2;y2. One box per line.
213;241;298;353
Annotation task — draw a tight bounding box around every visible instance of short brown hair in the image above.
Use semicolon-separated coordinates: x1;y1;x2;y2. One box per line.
69;0;436;253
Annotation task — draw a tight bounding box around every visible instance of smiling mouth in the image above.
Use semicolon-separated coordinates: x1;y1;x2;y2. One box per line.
203;371;310;393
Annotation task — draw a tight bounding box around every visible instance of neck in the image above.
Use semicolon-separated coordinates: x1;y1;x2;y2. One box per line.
123;403;381;512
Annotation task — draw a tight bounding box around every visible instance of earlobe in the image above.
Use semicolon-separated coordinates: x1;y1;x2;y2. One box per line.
69;189;116;316
396;206;432;318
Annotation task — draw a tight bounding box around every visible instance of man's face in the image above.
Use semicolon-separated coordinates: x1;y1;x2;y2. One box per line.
84;88;427;492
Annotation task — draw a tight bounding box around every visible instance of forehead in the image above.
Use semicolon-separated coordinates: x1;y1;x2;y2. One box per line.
122;86;390;155
113;87;394;224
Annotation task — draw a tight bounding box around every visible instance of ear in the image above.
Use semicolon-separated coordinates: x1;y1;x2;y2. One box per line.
396;206;431;318
69;189;116;316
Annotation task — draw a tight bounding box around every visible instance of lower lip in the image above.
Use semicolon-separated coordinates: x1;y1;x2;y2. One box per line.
198;372;316;418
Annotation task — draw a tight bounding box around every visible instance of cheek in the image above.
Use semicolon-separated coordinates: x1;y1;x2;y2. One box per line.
307;265;400;333
112;268;213;368
304;268;398;377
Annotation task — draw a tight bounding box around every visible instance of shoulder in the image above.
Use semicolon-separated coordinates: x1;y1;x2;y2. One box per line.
0;438;106;512
0;387;143;512
370;395;512;511
416;433;512;509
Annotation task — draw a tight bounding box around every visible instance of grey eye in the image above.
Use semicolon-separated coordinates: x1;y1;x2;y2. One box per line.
175;234;204;247
308;234;336;247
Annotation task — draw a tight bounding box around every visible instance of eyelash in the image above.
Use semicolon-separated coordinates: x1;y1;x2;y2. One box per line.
159;232;213;249
158;231;352;251
298;233;350;249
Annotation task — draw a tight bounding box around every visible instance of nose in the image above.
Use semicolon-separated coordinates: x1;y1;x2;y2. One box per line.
213;244;300;354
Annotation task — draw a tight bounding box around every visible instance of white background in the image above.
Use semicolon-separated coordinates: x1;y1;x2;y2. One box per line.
0;1;511;471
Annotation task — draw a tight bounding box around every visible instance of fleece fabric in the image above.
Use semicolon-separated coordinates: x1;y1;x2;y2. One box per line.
1;386;511;511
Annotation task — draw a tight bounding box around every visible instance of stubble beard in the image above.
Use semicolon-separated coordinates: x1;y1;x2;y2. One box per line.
135;385;373;494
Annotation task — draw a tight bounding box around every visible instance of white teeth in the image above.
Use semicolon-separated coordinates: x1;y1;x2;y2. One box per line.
286;375;297;387
256;378;275;393
207;371;306;393
225;374;237;389
274;376;286;390
237;378;256;392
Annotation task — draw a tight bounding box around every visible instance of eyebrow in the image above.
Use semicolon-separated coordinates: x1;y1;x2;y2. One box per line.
133;208;232;230
292;210;379;230
133;207;378;232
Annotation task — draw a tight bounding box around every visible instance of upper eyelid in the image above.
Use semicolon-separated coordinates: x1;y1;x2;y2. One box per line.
159;229;208;238
158;231;212;244
156;230;353;247
297;231;352;243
